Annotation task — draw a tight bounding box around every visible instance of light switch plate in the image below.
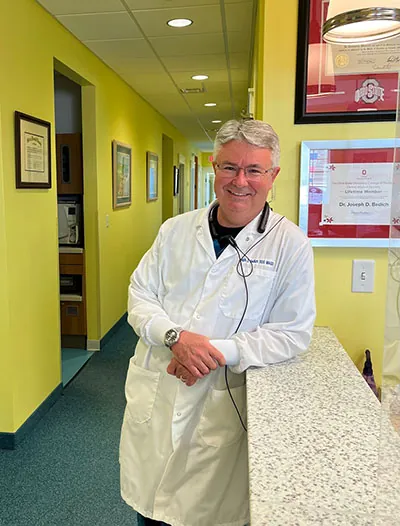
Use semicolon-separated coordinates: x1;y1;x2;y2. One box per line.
352;260;375;293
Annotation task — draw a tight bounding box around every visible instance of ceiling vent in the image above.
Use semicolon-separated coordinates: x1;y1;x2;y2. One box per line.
180;83;207;94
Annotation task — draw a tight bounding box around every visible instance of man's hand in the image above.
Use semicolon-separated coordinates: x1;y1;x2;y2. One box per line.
171;331;226;379
167;358;198;387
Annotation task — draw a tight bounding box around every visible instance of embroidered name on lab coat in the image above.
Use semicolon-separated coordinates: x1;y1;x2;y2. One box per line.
240;258;275;268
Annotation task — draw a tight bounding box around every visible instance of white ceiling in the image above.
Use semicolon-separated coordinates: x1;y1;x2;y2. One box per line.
36;0;257;150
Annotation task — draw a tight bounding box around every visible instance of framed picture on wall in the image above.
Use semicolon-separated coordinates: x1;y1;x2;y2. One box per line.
146;151;158;202
299;138;400;247
173;165;179;196
295;0;398;124
112;140;132;209
15;111;52;189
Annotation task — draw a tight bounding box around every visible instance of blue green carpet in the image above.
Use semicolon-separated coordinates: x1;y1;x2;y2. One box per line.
0;321;139;525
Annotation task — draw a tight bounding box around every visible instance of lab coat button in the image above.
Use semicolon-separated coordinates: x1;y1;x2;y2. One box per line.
195;314;201;320
177;412;182;417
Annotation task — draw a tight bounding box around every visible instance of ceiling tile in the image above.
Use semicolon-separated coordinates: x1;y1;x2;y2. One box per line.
195;82;231;100
85;39;153;64
112;57;166;74
225;2;253;32
227;31;251;54
124;74;179;95
230;69;248;82
232;81;249;98
36;0;124;15
132;5;222;38
149;33;224;57
229;53;249;69
125;0;244;9
56;12;141;41
143;93;192;116
171;69;229;86
163;54;227;72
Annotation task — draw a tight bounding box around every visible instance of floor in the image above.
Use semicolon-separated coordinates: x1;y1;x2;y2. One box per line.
0;321;140;526
61;348;95;386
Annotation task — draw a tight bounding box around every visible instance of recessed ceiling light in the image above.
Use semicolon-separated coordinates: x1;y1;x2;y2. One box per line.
192;74;209;81
204;103;217;107
212;120;222;123
167;18;193;28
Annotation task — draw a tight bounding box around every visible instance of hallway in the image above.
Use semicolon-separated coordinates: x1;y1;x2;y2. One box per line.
0;322;139;526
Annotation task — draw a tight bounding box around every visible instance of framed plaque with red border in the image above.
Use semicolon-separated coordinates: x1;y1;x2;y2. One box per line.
299;139;400;247
295;0;398;124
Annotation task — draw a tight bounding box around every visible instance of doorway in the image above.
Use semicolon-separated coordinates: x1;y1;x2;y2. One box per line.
53;62;101;385
178;155;185;214
162;134;174;222
54;71;91;385
190;154;199;210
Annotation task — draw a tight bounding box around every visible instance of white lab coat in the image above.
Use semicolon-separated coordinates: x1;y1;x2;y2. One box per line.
120;204;316;526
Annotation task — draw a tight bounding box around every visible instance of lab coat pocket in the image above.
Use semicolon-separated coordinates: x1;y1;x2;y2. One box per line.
125;362;160;424
198;385;246;448
219;266;276;320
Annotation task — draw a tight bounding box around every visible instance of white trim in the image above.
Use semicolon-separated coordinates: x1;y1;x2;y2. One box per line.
87;339;100;351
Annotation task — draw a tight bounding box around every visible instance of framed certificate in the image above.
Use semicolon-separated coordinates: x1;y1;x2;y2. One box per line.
295;0;398;124
299;139;400;247
15;111;51;189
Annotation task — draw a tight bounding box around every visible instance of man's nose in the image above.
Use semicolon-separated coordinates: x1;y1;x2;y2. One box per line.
232;168;248;186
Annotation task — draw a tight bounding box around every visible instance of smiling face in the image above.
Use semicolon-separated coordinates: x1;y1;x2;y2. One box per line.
213;140;280;228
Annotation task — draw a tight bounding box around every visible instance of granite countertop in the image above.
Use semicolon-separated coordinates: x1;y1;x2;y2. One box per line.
246;326;400;525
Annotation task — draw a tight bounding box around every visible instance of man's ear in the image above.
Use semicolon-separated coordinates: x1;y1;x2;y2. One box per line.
271;167;280;182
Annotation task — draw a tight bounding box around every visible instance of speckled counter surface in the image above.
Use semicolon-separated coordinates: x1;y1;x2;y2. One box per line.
246;326;400;525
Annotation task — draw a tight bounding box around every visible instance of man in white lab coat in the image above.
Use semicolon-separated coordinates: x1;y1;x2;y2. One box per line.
120;119;316;526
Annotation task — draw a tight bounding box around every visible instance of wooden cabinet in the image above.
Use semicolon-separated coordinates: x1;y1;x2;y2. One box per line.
59;251;86;336
60;301;86;335
56;133;83;194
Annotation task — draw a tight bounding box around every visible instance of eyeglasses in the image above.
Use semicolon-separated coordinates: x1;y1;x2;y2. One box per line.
215;163;275;181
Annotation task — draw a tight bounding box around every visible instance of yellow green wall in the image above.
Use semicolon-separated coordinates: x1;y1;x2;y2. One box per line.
0;0;196;433
260;0;395;382
0;104;13;431
201;153;213;168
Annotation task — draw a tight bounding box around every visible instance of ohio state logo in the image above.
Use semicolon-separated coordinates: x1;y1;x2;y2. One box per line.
354;79;385;104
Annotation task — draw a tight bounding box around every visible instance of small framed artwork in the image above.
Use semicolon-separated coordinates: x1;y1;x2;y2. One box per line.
173;165;179;196
295;0;397;124
15;111;51;189
146;151;158;202
112;140;132;209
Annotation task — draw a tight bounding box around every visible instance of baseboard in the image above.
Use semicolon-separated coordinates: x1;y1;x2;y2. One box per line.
100;312;128;349
0;382;63;450
87;339;100;351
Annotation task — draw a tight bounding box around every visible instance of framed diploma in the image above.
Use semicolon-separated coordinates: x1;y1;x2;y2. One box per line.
295;0;398;124
146;151;158;202
299;139;400;247
15;111;51;189
112;140;132;209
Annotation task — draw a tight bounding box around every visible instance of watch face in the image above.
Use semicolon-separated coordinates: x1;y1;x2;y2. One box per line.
165;329;178;347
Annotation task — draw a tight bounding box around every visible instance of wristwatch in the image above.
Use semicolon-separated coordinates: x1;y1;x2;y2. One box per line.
164;327;184;348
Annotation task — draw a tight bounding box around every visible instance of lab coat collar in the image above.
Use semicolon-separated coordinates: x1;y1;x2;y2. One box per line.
196;201;272;236
195;201;277;259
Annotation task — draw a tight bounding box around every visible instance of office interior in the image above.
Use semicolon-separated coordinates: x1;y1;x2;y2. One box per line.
1;0;400;521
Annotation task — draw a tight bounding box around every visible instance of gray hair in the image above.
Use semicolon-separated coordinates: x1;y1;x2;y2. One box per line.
213;119;280;167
